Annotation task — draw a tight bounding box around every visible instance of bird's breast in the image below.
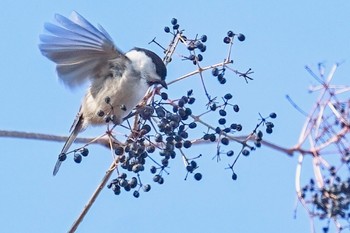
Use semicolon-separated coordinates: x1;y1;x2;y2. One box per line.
80;73;149;126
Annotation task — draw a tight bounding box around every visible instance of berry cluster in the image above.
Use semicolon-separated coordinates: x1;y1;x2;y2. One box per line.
61;17;276;198
300;170;350;232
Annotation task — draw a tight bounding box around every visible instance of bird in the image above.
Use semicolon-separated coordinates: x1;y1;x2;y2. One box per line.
39;11;167;175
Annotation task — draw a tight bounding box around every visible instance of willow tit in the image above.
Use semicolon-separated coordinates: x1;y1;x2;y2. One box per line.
39;11;167;175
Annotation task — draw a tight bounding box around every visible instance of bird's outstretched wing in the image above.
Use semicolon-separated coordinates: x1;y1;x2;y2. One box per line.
39;11;127;87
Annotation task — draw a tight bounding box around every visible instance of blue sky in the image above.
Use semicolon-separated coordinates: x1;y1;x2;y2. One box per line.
1;1;350;232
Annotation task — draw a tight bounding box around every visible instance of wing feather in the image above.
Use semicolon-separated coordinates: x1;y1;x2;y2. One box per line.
39;11;126;87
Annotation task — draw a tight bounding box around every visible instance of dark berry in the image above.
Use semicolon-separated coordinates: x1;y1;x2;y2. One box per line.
188;122;197;129
58;153;67;162
223;37;231;44
200;35;207;42
188;54;195;61
183;140;192;148
186;165;194;173
219;109;227;116
150;166;157;174
153;174;161;182
236;124;242;131
80;148;89;157
218;118;226;125
266;127;273;134
158;177;164;184
212;68;219;76
218;75;226;84
221;137;229;145
155;133;163;143
164;26;170;33
143;184;151;192
227;150;234;157
129;177;138;188
190;160;197;168
232;172;238;180
115;147;124;155
227;31;235;37
160;92;168;100
237;33;245;41
199;45;206;52
266;122;274;128
133;190;140;198
233;105;239;112
74;153;82;163
194;173;202;181
224;93;233;100
242;149;250;156
171;18;178;25
269;112;277;119
188;97;195;104
209;134;216;142
197;54;203;62
173;24;179;30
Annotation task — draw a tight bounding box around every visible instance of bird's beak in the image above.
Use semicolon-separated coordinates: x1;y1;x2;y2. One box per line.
158;80;168;89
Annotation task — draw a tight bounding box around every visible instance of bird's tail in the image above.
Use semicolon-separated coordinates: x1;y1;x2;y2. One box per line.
53;115;83;176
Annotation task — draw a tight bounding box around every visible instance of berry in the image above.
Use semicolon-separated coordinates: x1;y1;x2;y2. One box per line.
196;41;204;50
154;133;163;143
218;118;226;125
171;18;178;25
194;173;202;181
153;174;161;182
219;109;227;116
227;30;234;37
227;150;234;157
219;77;226;84
236;124;242;131
237;33;245;41
186;165;194;173
80;148;89;157
242;149;250;156
224;93;233;100
129;177;138;188
146;145;155;153
266;122;274;128
183;140;192;148
160;92;168;100
133;190;140;198
190;160;197;168
173;24;179;30
223;37;231;44
143;184;151;192
58;153;67;162
150;166;157;174
188;122;197;129
197;54;203;62
269;112;277;119
209;134;216;142
115;147;124;155
266;127;273;134
221;137;229;145
164;26;170;33
188;54;195;61
200;35;207;42
199;45;206;52
233;105;239;112
74;153;82;163
158;177;164;184
232;172;238;180
212;68;219;76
